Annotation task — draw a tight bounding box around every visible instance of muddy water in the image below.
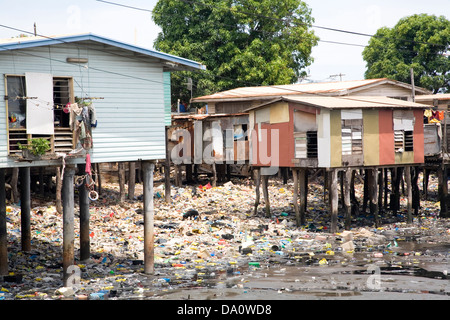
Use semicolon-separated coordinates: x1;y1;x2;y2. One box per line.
128;240;449;300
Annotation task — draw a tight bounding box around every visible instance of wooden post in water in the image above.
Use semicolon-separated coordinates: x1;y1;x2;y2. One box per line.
293;169;300;226
343;168;352;230
369;168;379;227
253;168;261;216
142;160;155;274
299;168;307;226
405;166;413;224
20;167;31;252
262;173;270;217
128;162;136;200
78;164;90;262
62;165;75;286
165;127;171;203
330;169;339;233
438;164;448;218
0;169;8;275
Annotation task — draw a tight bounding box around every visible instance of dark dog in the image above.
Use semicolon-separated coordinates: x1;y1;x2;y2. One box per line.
183;209;199;220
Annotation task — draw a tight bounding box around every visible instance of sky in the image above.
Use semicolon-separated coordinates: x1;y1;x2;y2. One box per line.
0;0;448;84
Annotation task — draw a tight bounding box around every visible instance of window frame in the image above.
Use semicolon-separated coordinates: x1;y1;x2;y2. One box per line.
5;74;75;155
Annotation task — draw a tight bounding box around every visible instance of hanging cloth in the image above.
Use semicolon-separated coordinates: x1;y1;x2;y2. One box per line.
85;154;92;175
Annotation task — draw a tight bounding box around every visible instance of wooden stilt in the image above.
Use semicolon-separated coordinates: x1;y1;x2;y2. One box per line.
405;166;413;224
423;168;429;200
118;162;126;202
392;168;402;216
11;168;19;204
254;168;261;216
330;169;339;233
56;166;63;214
299;168;306;226
323;169;329;203
186;164;193;183
212;163;217;187
369;168;379;227
412;167;420;216
0;168;8;276
350;169;359;215
128;162;136;200
293;169;300;226
39;167;44;197
343;169;352;230
438;164;448;218
142;160;155;274
282;167;288;185
78;164;90;262
165;126;171;203
96;163;102;196
362;169;369;215
193;164;198;182
262;174;270;217
383;168;388;211
19;167;31;252
62;165;76;286
378;168;383;213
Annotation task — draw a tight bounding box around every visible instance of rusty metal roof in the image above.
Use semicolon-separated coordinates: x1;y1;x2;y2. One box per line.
415;94;450;102
172;112;248;120
192;78;431;102
244;95;430;112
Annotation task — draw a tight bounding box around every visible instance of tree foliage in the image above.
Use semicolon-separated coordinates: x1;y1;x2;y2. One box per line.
152;0;318;104
363;14;450;93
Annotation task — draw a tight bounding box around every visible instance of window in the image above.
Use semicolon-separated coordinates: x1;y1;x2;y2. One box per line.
233;124;248;141
6;76;27;129
393;110;414;153
294;131;318;159
6;74;74;154
341;119;363;156
53;77;72;127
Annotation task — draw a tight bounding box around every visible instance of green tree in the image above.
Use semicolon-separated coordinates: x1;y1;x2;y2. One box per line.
363;14;450;93
152;0;318;104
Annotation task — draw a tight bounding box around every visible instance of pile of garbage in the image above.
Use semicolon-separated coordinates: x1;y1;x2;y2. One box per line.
0;175;449;300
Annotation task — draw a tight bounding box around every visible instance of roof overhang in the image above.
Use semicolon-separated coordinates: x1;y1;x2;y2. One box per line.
244;96;430;112
0;33;206;72
192;78;432;103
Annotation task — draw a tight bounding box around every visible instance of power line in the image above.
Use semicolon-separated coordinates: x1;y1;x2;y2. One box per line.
176;0;450;49
96;0;153;13
96;0;449;51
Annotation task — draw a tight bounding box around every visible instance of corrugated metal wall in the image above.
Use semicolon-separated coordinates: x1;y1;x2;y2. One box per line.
0;41;167;167
164;72;172;126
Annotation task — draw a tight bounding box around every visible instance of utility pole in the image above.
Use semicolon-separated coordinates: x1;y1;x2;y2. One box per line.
33;23;37;36
410;68;415;102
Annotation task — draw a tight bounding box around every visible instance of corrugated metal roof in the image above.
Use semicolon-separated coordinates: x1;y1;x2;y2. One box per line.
172;112;248;120
415;93;450;101
0;33;206;71
192;78;431;102
244;95;430;112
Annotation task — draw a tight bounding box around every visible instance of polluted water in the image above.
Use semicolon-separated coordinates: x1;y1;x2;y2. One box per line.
0;171;449;300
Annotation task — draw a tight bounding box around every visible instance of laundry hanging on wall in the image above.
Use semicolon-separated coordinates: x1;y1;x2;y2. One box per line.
65;98;97;151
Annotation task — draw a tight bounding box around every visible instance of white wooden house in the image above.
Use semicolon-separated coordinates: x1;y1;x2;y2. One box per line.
0;33;205;281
